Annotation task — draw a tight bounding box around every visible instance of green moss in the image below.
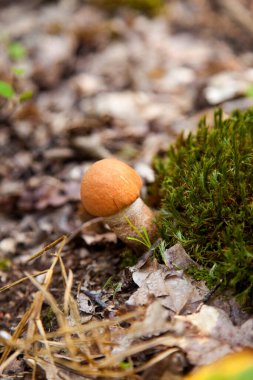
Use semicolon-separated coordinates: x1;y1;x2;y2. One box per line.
94;0;164;16
155;109;253;305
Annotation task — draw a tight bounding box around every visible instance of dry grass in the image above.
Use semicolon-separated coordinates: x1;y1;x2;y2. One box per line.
0;235;177;379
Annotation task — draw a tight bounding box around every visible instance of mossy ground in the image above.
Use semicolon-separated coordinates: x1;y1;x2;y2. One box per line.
154;109;253;305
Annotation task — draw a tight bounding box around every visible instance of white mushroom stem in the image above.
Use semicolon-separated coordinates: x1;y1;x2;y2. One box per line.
104;198;157;250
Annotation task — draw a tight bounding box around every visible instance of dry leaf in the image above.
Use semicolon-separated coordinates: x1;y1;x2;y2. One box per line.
127;259;208;314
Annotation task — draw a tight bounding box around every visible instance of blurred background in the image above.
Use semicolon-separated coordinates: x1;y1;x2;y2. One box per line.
1;0;253;326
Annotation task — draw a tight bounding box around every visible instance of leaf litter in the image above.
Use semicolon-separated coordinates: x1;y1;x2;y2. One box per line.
1;0;253;378
0;238;252;379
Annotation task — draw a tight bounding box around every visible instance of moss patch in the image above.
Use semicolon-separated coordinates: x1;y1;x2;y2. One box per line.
154;109;253;305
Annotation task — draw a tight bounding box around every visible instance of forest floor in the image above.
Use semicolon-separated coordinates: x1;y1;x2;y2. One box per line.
1;1;253;379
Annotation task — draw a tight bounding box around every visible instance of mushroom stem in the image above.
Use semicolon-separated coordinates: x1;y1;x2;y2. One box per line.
104;198;157;250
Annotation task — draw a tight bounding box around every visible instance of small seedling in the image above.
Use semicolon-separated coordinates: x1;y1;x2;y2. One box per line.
125;216;152;249
103;276;123;299
0;39;32;102
0;80;33;102
157;239;167;264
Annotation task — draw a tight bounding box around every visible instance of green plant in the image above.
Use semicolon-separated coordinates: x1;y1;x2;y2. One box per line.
125;215;152;249
0;79;33;101
103;276;123;299
154;109;253;305
156;239;167;264
0;81;15;99
0;38;32;102
19;89;33;102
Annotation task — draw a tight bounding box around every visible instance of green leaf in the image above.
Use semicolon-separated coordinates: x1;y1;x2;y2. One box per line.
0;81;15;98
127;236;147;246
8;41;26;60
158;240;167;264
124;215;152;248
103;276;114;289
141;226;152;247
19;90;33;102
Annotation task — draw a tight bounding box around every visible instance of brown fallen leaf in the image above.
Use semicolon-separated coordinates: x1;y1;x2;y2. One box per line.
127;257;208;314
80;220;117;246
114;304;253;370
172;305;253;366
111;301;171;356
162;243;197;270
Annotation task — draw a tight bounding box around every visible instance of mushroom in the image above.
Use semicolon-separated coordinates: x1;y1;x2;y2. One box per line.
80;158;157;250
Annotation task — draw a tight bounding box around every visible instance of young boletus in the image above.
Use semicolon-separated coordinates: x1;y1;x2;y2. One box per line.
80;158;157;249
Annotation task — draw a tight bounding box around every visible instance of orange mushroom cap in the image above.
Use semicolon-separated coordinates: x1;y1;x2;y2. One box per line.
80;158;142;217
